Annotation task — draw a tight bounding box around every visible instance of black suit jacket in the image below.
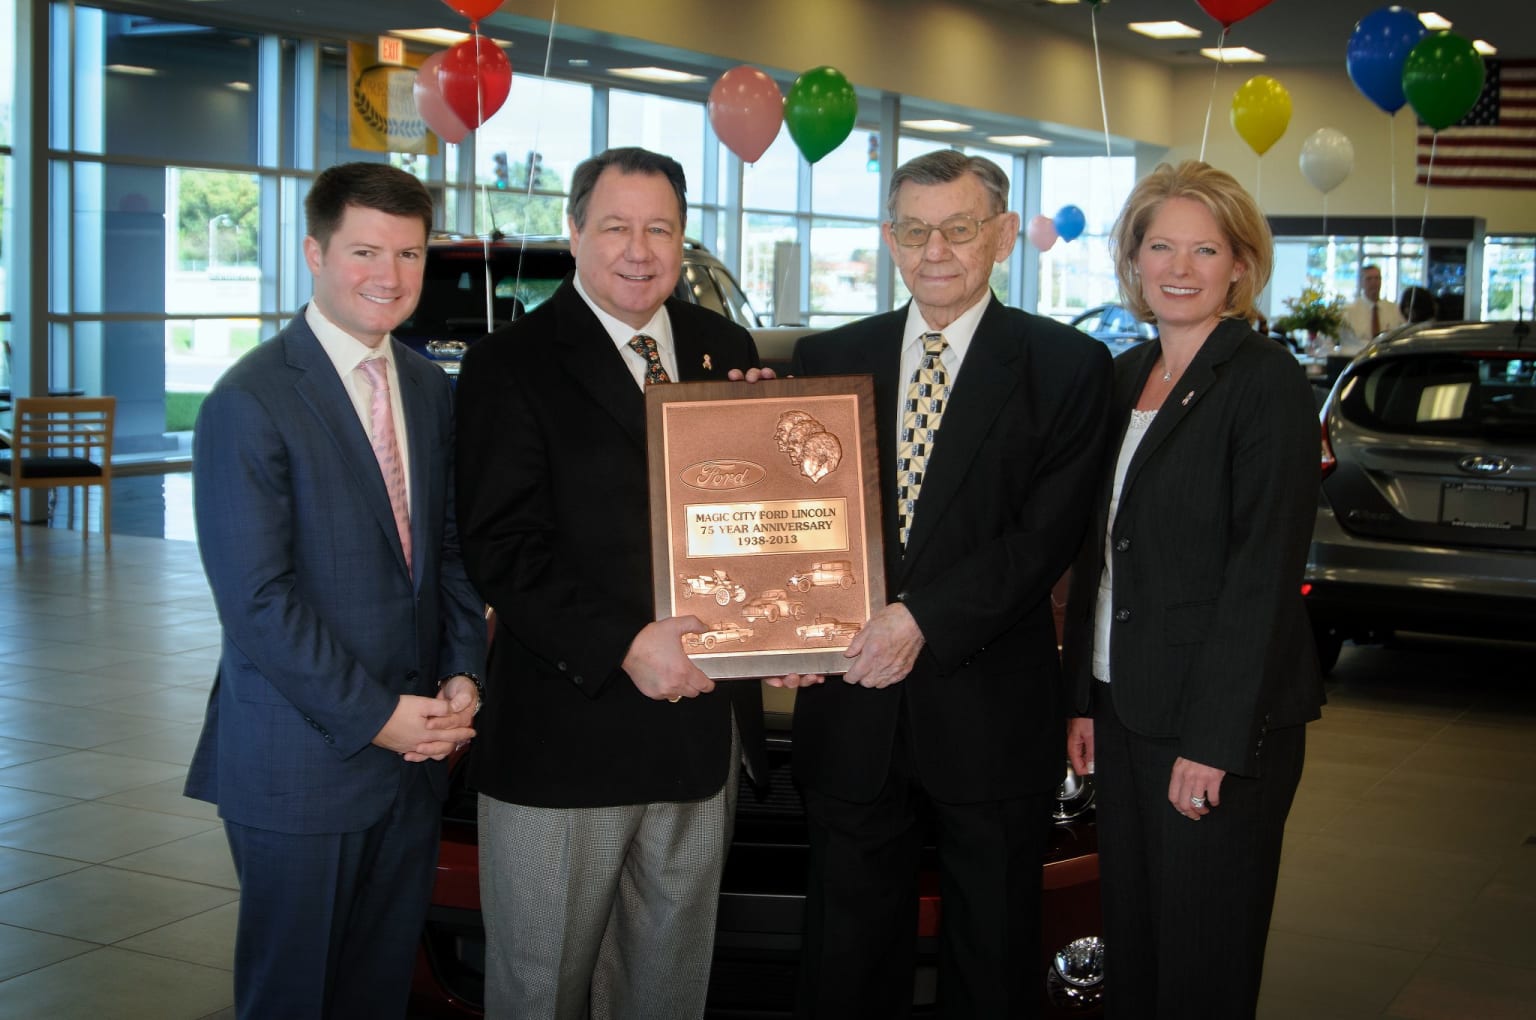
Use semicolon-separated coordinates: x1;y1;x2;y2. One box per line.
790;298;1113;804
455;278;766;808
1061;319;1325;777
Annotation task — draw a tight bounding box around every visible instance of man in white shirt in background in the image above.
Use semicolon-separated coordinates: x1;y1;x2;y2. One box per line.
1340;264;1406;355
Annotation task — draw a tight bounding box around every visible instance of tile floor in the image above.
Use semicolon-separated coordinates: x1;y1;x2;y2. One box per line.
1;483;1534;1019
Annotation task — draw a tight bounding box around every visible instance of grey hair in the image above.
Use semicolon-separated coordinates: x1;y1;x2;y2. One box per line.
887;150;1010;221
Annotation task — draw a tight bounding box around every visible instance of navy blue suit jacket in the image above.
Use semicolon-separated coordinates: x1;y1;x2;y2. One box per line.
185;312;486;834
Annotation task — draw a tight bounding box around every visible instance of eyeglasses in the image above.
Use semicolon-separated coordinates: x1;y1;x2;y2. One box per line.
890;214;1000;248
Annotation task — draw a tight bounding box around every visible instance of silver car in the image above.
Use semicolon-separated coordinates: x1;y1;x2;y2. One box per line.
1304;321;1536;670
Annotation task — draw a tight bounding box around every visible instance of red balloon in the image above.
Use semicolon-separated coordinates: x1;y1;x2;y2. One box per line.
438;37;512;130
708;67;783;164
1195;0;1275;29
440;0;503;20
413;51;470;144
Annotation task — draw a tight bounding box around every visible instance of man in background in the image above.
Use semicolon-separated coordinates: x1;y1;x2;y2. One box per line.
188;161;486;1018
1341;263;1405;353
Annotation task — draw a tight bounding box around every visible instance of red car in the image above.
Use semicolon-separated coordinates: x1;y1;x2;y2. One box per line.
410;681;1105;1017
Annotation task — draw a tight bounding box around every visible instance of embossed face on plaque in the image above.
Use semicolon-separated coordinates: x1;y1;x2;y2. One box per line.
647;378;886;679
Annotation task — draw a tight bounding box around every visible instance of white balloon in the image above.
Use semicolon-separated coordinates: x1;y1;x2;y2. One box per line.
1299;128;1355;194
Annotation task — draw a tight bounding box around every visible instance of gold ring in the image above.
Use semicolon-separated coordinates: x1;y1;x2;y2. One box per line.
668;696;682;703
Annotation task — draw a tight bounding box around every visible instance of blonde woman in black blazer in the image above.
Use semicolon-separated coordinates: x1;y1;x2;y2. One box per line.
1061;161;1324;1019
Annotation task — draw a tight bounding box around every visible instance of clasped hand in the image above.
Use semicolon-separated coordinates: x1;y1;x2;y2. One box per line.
373;677;478;762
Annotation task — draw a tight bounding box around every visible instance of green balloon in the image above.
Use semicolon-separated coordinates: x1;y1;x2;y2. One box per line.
784;66;858;164
1402;32;1486;132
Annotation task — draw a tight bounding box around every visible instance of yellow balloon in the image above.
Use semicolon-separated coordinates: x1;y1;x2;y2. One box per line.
1230;75;1292;156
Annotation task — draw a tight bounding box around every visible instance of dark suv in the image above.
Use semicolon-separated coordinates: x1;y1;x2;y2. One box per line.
396;235;812;376
409;682;1105;1018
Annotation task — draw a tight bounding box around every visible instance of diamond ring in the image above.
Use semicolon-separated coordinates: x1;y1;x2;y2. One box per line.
1190;795;1207;808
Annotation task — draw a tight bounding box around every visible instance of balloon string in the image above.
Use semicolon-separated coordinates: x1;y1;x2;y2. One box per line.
472;20;493;333
1388;110;1398;239
1200;28;1226;162
1255;153;1262;207
509;1;561;326
1091;7;1111;159
1419;132;1435;240
1321;192;1328;237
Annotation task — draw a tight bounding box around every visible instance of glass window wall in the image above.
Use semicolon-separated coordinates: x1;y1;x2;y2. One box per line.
1483;237;1536;320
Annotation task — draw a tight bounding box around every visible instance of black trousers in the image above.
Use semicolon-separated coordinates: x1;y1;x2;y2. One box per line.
1092;683;1305;1020
796;701;1053;1020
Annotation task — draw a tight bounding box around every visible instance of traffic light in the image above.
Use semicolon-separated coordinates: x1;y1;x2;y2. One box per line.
526;150;543;187
866;133;879;173
492;151;509;189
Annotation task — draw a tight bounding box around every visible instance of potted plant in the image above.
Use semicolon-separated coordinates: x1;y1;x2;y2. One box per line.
1272;287;1347;357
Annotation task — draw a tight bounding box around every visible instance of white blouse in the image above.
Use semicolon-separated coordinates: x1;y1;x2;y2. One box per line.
1092;408;1157;683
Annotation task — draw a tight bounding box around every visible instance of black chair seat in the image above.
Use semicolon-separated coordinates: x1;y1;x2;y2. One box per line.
0;457;104;479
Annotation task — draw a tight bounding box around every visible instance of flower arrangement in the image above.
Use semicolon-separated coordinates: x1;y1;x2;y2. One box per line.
1272;286;1347;339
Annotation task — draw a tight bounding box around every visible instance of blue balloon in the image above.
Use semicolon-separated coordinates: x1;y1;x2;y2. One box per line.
1347;6;1428;114
1053;205;1086;243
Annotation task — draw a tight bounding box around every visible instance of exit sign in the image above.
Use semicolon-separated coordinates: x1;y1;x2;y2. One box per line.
378;36;405;65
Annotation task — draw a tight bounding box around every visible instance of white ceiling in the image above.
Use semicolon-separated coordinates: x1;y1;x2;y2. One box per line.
979;0;1531;67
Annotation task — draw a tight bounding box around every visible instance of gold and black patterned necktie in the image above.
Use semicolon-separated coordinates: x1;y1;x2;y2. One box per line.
896;331;949;548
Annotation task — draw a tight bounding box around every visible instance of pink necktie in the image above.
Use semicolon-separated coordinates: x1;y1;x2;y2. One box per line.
358;358;412;576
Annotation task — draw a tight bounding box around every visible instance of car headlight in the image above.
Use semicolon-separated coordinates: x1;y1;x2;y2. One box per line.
1046;936;1105;1008
1053;763;1095;822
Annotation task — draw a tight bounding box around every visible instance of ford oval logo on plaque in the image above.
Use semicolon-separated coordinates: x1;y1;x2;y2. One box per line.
646;376;886;679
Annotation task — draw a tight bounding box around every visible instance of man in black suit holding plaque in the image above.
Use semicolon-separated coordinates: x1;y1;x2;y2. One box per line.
454;147;766;1019
785;150;1113;1018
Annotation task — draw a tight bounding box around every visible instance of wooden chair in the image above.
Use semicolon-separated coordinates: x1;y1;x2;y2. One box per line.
0;396;116;555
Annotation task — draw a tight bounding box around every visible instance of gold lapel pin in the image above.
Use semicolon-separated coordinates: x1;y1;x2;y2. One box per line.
1181;390;1195;406
702;354;713;371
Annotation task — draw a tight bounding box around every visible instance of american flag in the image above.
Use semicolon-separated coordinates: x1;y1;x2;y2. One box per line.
1415;59;1536;189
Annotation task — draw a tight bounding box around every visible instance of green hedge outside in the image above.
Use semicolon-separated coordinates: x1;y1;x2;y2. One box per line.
166;392;207;432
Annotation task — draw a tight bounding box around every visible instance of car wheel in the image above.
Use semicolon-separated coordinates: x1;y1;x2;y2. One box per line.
714;589;731;606
793;578;810;593
733;587;747;603
766;607;778;623
1313;624;1343;674
792;606;805;620
839;575;853;589
703;634;717;649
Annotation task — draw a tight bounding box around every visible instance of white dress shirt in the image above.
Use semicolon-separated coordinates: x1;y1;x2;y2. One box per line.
574;274;679;390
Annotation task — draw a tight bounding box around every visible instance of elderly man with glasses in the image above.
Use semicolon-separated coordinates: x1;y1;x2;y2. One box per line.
780;150;1113;1017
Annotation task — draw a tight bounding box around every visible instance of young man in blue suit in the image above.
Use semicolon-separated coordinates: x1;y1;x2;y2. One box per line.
784;151;1113;1018
186;162;487;1019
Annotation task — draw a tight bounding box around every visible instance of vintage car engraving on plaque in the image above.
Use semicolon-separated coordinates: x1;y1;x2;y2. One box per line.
683;621;756;650
788;560;856;592
741;589;808;624
795;616;863;642
677;569;749;606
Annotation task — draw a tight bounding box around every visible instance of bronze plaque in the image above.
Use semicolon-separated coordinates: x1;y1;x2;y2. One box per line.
646;376;886;679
